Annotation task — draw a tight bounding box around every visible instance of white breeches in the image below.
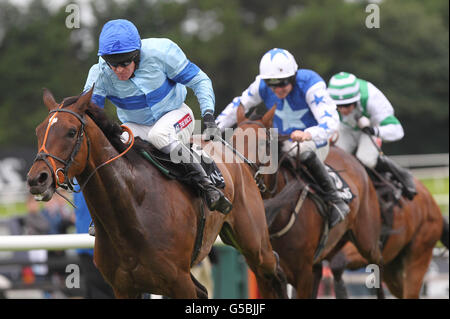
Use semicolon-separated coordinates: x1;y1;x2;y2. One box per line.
334;124;379;168
122;104;195;153
281;140;330;163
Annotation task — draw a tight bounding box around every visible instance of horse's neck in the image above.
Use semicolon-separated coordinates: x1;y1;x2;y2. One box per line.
78;123;145;244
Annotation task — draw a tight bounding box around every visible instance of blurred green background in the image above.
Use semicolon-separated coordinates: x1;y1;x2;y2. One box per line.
0;0;448;154
0;0;448;217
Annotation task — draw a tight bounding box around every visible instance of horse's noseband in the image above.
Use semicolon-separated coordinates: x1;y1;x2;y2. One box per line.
34;106;89;191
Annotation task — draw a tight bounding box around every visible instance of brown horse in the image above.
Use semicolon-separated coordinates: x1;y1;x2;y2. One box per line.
26;88;288;299
232;105;385;298
328;178;448;298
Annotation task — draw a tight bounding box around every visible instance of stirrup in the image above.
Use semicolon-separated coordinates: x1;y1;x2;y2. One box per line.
207;191;232;215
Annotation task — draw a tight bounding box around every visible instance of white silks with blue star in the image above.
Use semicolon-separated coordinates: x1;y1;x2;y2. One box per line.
225;69;340;147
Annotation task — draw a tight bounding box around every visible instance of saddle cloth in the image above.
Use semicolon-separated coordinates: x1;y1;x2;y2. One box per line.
325;164;355;203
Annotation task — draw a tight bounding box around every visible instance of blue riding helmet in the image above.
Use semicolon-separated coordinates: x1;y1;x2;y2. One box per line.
98;19;142;56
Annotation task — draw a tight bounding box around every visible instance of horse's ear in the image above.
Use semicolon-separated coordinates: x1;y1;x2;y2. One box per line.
236;104;247;124
75;85;94;113
262;104;277;128
43;88;59;111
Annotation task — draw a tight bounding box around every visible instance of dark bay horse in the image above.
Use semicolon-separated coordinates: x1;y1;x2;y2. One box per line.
328;178;448;298
26;88;287;299
232;105;384;298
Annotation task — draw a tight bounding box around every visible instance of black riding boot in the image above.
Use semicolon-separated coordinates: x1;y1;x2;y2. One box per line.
183;161;233;215
375;155;417;200
300;151;350;228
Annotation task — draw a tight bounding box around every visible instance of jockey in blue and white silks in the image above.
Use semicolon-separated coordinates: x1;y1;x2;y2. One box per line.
217;48;349;228
218;69;339;150
83;19;231;215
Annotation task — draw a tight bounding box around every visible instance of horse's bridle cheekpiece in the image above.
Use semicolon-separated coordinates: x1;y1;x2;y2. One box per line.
34;104;89;192
34;103;134;197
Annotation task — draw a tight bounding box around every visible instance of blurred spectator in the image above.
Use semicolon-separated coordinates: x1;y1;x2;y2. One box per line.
23;195;50;286
40;193;75;269
41;191;75;235
24;195;50;236
73;190;115;299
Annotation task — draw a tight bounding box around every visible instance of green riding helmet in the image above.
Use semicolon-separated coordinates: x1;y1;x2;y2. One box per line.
328;72;361;105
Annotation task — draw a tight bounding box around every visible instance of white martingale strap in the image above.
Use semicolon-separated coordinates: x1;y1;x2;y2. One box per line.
271;186;309;239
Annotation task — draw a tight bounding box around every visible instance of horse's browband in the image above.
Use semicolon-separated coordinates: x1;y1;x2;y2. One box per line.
35;106;89;192
49;108;87;126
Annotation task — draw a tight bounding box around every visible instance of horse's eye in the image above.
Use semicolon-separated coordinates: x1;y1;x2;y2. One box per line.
67;128;77;138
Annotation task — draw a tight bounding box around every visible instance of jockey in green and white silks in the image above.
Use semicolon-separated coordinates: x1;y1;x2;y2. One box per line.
328;72;416;199
83;19;231;214
217;48;350;228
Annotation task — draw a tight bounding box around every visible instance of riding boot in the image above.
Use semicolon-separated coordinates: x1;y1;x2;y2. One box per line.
182;161;232;215
375;155;417;200
300;151;350;228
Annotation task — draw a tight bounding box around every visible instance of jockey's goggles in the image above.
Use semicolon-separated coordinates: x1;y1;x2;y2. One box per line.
337;102;356;108
264;76;294;88
103;51;139;68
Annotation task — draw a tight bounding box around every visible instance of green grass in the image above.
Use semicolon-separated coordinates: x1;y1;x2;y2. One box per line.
418;177;449;217
419;177;449;195
0;202;27;218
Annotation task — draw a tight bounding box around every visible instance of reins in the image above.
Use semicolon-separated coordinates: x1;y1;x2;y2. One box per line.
77;124;134;192
34;103;135;206
35;103;88;191
234;120;292;194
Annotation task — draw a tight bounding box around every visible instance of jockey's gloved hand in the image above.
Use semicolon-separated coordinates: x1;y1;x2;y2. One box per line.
203;111;220;141
357;116;378;136
361;126;377;136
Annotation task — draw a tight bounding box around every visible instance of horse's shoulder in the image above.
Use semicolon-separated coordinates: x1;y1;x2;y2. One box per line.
326;146;362;170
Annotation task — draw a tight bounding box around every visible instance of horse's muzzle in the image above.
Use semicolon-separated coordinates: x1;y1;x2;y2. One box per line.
27;166;55;201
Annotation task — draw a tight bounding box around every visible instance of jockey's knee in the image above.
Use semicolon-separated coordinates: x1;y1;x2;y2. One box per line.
356;153;377;168
147;131;174;151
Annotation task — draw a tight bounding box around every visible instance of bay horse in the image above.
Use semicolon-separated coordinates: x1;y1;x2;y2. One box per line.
232;105;385;298
327;178;448;299
26;88;288;299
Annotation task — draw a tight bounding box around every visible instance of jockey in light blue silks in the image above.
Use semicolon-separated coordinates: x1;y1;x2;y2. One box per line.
83;19;231;214
217;48;349;228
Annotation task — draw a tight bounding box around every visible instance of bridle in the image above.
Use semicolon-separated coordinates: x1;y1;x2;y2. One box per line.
34;104;89;192
236;120;294;195
235;120;276;193
33;103;134;195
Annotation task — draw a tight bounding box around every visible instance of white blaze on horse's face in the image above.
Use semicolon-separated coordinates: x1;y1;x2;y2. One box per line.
49;117;58;127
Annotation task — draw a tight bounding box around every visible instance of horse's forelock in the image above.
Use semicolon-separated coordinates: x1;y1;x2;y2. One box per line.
61;96;80;108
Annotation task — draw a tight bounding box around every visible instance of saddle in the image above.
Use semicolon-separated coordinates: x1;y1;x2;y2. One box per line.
135;138;226;190
280;155;354;205
266;152;355;262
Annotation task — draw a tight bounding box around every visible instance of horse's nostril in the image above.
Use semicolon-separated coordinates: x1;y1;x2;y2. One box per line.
37;172;49;185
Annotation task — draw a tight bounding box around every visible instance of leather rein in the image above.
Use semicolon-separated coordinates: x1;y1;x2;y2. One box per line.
236;120;293;195
33;104;134;197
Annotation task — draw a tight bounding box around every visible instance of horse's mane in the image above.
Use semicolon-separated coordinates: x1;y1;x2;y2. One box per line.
61;95;127;153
